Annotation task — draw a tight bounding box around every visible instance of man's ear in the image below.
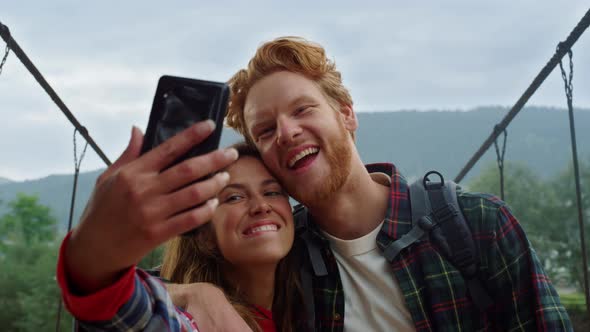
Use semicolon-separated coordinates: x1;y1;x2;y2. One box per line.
339;104;358;132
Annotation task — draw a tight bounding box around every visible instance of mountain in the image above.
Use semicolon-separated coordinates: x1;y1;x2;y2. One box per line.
0;177;13;185
354;106;590;181
0;170;102;232
1;106;588;232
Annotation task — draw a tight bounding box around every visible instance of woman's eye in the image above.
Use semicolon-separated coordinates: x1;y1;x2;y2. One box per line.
224;194;243;203
265;190;286;197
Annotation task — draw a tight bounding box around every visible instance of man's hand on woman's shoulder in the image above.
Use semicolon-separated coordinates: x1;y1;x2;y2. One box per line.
167;282;253;332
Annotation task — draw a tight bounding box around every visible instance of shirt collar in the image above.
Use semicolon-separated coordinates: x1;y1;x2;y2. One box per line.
364;164;413;246
304;163;413;248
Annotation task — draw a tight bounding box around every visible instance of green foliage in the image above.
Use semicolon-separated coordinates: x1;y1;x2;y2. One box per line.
560;292;590;331
0;194;73;331
0;193;58;247
139;245;165;270
560;292;587;313
467;160;590;291
0;193;165;330
550;159;590;291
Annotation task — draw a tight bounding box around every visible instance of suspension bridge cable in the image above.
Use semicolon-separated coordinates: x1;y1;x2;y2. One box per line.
492;125;507;201
454;8;590;183
55;129;89;331
559;49;590;319
0;21;111;166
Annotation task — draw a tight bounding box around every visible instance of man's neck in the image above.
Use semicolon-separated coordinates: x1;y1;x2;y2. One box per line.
227;263;276;310
306;161;390;240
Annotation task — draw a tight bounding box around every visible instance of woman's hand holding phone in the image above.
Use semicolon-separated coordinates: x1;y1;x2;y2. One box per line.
64;121;238;294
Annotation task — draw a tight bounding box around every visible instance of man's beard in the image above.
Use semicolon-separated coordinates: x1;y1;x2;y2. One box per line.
288;122;353;205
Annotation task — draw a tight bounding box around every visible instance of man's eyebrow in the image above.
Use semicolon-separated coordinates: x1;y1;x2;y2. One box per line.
288;95;318;108
247;95;319;134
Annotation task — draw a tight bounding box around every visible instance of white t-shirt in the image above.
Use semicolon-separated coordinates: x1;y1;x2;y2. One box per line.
321;172;415;331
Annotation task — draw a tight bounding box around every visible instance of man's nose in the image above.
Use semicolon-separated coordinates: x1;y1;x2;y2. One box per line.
276;117;302;146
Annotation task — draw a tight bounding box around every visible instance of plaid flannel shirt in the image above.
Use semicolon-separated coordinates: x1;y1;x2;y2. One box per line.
304;163;572;331
74;270;199;331
57;233;199;332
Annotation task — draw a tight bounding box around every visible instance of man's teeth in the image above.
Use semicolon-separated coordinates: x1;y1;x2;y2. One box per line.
288;147;319;168
246;224;278;235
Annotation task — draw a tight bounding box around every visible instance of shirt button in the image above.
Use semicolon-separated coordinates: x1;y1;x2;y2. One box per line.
334;313;342;321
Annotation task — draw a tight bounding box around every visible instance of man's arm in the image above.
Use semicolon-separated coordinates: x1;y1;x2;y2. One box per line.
167;283;254;332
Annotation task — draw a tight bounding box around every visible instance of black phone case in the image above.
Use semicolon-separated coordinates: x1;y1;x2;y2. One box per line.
141;75;229;165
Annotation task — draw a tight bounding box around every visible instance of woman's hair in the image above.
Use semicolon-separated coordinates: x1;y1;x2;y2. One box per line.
226;36;353;144
160;141;304;332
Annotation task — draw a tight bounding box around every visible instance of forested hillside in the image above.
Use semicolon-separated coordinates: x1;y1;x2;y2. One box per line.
1;106;588;232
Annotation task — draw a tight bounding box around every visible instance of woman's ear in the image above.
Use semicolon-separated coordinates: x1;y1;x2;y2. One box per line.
339;104;358;132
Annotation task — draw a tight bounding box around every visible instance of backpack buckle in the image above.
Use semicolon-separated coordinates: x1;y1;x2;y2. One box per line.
423;170;445;190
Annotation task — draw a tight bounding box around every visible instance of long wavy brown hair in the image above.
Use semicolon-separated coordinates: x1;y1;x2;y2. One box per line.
160;142;305;332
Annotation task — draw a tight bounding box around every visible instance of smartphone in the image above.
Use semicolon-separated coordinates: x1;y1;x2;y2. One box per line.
141;76;229;236
141;75;229;165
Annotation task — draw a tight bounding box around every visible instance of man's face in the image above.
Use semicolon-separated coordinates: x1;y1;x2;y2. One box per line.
243;71;357;204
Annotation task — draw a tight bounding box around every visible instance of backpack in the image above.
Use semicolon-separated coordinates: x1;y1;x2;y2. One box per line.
294;170;493;323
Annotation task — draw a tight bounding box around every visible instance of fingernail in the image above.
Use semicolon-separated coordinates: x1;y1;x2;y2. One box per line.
224;148;239;161
196;120;216;135
216;171;230;184
207;198;219;210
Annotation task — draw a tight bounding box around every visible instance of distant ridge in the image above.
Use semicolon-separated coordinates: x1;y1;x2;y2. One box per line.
0;177;13;185
1;106;588;232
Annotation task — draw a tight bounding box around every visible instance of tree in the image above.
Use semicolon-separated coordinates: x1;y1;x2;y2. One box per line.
0;193;57;247
467;162;563;281
550;158;590;290
0;194;72;331
467;160;590;290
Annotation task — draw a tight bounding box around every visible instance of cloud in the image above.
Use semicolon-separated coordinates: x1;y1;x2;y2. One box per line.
1;0;589;180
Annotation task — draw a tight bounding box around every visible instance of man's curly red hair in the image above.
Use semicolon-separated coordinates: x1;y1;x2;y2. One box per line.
226;36;353;144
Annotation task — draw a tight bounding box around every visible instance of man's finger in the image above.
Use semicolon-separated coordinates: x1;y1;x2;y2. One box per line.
159;172;230;218
158;148;238;194
139;120;216;172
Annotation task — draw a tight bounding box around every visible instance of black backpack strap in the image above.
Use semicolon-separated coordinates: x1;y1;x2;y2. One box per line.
384;171;493;311
422;171;493;311
382;180;436;262
294;204;327;277
293;204;326;331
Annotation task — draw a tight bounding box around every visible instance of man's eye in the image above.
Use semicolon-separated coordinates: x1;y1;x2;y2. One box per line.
258;127;275;140
295;105;314;115
294;106;307;115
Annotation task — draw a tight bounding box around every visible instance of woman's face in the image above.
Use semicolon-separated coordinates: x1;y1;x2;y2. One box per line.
212;156;294;268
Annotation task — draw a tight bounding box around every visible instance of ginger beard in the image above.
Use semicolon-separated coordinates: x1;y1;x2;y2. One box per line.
286;113;353;205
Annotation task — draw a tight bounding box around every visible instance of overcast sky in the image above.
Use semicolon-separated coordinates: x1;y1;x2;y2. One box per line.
1;1;589;181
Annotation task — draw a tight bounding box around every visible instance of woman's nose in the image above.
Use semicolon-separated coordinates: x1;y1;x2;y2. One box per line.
249;197;272;215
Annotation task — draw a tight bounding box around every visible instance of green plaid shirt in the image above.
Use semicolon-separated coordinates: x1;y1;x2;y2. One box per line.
301;163;571;331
